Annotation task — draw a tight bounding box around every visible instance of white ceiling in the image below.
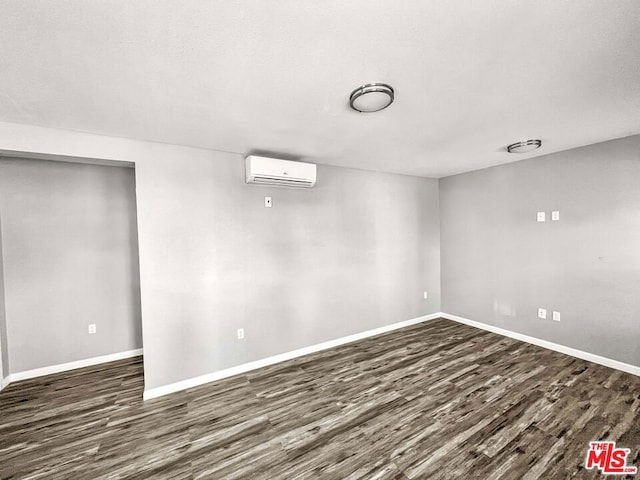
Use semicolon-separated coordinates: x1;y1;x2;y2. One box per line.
1;0;639;178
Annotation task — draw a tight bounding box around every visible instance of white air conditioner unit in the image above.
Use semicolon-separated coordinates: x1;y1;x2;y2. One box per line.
245;156;316;188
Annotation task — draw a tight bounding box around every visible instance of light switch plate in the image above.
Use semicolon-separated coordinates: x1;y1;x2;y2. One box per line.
552;311;561;321
551;211;560;221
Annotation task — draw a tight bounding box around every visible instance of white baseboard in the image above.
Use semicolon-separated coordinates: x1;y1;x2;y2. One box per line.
143;313;441;401
6;313;636;399
440;312;640;377
9;348;143;383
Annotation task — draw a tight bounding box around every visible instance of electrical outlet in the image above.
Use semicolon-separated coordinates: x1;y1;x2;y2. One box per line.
537;308;547;319
537;212;546;222
423;291;428;299
264;197;272;208
552;311;561;322
237;328;245;340
551;211;560;221
88;324;97;334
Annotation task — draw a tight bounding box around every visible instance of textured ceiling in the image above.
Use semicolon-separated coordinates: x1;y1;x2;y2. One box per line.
1;0;639;177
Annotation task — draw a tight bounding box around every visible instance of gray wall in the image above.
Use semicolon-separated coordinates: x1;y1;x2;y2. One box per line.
0;219;9;380
0;158;142;373
135;152;441;390
440;135;640;366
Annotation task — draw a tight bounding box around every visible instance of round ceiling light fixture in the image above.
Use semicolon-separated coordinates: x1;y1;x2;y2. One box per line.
349;83;394;113
507;139;542;154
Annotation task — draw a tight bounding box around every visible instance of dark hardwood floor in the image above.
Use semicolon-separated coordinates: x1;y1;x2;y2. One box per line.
1;318;639;479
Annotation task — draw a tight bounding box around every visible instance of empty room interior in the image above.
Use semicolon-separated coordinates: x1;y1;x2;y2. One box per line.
1;1;640;479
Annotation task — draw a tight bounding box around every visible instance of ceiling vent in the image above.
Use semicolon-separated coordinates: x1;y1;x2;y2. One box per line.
245;156;316;188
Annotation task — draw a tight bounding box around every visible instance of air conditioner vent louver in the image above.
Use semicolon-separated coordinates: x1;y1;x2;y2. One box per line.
252;176;314;187
245;156;316;188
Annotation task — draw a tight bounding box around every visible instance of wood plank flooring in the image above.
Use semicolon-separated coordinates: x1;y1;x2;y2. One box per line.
1;318;639;479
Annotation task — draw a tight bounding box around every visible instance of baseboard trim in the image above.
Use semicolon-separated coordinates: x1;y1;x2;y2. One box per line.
440;312;640;377
0;375;9;391
9;348;143;383
143;313;441;401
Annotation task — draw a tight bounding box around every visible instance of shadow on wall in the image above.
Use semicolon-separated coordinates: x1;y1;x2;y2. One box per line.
0;213;9;381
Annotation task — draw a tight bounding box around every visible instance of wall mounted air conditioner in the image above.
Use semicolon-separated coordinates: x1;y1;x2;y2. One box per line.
245;156;316;188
